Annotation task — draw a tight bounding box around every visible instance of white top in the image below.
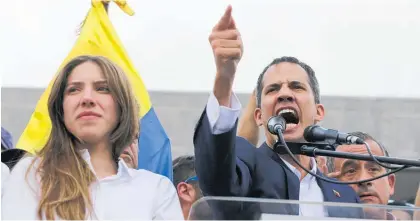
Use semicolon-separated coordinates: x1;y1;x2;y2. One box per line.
205;92;325;217
1;162;10;197
1;149;183;220
282;158;326;217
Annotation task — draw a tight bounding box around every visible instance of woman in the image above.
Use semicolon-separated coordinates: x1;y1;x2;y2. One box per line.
2;55;183;220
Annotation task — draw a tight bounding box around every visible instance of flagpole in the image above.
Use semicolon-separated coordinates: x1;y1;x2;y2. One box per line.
102;1;109;13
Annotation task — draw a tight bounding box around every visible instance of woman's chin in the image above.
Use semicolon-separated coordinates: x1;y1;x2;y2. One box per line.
74;133;104;146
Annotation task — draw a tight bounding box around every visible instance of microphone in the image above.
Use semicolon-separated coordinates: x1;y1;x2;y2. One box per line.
267;116;286;135
304;125;364;144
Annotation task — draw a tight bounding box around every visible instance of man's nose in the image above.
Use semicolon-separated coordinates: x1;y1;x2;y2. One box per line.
357;170;373;187
276;87;294;103
81;89;95;107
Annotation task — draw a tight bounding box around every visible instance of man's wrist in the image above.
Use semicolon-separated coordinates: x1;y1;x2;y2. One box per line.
213;74;234;107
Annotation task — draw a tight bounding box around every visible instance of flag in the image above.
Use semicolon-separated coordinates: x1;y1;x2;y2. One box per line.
16;0;173;181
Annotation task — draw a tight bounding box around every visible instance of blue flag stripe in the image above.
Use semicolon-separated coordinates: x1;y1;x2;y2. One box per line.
137;107;173;181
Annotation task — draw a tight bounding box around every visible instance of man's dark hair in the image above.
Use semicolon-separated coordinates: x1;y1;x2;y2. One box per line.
173;155;197;187
256;56;320;108
326;131;390;173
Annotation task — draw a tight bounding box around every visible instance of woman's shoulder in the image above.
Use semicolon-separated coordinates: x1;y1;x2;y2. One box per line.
12;156;39;172
4;155;41;193
128;169;173;186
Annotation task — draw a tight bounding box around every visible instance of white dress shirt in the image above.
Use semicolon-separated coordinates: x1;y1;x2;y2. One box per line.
205;92;326;217
1;149;183;220
281;158;326;217
1;162;10;197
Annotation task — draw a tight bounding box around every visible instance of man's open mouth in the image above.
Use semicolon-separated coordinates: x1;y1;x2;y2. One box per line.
277;108;299;125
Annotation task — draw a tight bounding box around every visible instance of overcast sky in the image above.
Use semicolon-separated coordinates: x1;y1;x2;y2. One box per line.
1;0;419;98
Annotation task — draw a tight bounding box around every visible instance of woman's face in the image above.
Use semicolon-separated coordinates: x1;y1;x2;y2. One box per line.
63;61;119;145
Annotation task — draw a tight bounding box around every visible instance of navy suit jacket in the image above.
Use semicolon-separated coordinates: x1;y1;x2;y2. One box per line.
194;109;364;219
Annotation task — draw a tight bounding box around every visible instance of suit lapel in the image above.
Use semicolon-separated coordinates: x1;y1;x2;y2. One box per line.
316;170;349;218
260;143;300;201
316;170;341;202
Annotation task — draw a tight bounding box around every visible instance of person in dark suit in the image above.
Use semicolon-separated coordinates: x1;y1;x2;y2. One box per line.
193;5;363;219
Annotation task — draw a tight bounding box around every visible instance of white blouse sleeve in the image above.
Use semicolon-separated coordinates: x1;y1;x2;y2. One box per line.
2;157;40;220
152;176;184;220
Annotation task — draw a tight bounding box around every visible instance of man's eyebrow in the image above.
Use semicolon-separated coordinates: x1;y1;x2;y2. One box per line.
341;160;358;169
265;83;281;88
289;80;305;86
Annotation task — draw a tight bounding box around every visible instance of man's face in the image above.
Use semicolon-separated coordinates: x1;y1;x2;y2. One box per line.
120;139;139;169
254;62;325;145
334;140;395;205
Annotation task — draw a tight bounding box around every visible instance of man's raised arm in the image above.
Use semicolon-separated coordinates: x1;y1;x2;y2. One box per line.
193;5;252;197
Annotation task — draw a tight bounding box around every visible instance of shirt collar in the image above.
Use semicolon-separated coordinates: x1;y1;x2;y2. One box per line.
386;212;397;220
280;156;317;179
79;149;134;179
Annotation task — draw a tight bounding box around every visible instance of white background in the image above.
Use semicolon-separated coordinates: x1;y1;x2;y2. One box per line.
1;0;419;98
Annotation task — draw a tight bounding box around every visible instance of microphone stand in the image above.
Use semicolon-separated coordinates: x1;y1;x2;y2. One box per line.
272;137;413;184
274;142;420;167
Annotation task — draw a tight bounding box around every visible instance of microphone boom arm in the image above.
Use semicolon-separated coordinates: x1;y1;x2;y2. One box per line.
274;141;420;167
299;145;420;167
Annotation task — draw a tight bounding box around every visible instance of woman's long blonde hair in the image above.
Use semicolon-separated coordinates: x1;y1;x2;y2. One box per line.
29;55;139;220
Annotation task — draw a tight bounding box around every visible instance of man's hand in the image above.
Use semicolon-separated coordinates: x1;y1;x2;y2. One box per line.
326;171;342;179
316;156;329;175
210;5;243;107
238;89;259;146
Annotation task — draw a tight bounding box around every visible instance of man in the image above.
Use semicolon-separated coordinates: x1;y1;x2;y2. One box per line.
327;132;396;220
237;91;330;175
1;127;13;151
193;5;361;219
1;127;28;170
237;89;260;146
120;137;139;169
173;155;209;220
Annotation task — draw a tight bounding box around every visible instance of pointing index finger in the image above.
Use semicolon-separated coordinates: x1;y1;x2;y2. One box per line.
213;5;233;31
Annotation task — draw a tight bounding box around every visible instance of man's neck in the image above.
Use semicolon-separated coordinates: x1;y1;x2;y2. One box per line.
266;137;313;180
280;154;312;180
183;204;192;220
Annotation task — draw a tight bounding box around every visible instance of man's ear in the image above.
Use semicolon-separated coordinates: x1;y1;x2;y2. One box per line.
388;174;396;196
176;182;195;203
314;104;325;123
254;108;263;126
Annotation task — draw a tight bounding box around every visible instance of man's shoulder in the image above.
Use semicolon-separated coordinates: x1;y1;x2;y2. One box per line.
235;136;257;150
235;136;271;160
234;136;258;165
320;178;360;203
